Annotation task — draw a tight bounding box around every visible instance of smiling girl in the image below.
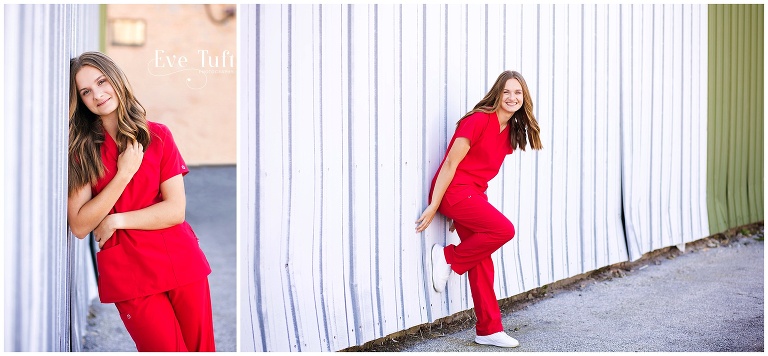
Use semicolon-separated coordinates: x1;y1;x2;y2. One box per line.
416;70;542;348
67;51;215;352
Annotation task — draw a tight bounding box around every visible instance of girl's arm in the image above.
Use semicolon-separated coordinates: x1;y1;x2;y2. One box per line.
415;137;470;233
67;141;144;239
93;174;186;247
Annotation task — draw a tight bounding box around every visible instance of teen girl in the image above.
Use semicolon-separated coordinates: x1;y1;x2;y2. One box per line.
416;70;543;348
67;51;215;352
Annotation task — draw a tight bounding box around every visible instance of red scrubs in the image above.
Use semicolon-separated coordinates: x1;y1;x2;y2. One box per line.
93;121;214;351
429;111;516;337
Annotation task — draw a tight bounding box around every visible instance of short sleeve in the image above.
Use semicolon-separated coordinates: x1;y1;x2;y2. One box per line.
156;123;190;183
453;112;488;145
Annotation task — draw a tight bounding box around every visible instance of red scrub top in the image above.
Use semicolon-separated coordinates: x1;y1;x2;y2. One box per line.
92;121;212;303
430;111;513;206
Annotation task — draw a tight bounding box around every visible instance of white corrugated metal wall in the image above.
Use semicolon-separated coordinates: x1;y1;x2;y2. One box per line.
4;4;100;352
239;4;710;351
620;4;710;261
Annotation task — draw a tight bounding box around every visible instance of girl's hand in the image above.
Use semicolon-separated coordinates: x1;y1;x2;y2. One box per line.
415;205;438;233
94;215;117;248
117;140;144;180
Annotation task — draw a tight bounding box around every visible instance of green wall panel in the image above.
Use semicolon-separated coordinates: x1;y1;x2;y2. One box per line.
707;4;764;233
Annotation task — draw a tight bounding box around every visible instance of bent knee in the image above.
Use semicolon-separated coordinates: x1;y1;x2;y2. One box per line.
495;221;515;241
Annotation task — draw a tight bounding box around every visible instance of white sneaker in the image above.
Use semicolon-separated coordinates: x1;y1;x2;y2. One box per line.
475;331;520;348
430;244;451;293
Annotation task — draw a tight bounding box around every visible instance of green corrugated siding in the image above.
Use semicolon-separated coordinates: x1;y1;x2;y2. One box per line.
707;4;764;233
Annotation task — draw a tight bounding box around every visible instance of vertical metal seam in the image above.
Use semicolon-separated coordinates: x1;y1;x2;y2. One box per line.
563;4;571;278
63;7;73;347
316;5;332;351
62;7;71;347
439;6;448;309
420;4;433;323
680;5;686;242
442;4;451;307
660;5;666;245
632;5;642;257
741;5;749;221
252;4;268;351
533;3;542;289
549;4;556;285
743;4;750;221
752;4;762;220
396;4;406;329
579;4;585;273
605;5;611;260
617;4;625;260
729;5;736;224
649;5;655;251
746;5;757;220
688;5;694;241
372;4;384;338
711;5;720;232
339;8;354;344
733;5;742;224
623;4;632;259
14;6;26;350
664;5;673;244
346;4;362;346
592;4;598;268
284;5;302;352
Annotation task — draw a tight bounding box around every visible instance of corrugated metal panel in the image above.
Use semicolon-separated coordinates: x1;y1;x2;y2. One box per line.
707;4;764;233
621;4;710;260
240;4;709;351
4;4;100;352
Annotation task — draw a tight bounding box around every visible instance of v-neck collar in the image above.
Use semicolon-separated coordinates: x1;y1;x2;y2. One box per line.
105;128;117;145
492;112;510;135
102;128;119;156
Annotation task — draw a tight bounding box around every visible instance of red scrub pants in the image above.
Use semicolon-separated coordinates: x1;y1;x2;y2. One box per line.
438;191;515;336
114;277;215;352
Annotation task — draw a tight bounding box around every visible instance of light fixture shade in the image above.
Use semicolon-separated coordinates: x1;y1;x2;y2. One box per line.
110;19;146;46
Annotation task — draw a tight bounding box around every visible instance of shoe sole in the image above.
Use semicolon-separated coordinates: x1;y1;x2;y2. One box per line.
474;339;520;348
430;244;441;292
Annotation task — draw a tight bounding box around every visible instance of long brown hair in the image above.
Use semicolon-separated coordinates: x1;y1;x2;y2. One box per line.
457;70;542;151
68;51;151;196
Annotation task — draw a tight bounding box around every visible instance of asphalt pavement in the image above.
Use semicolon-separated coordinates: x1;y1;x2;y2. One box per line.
355;225;764;352
81;165;237;352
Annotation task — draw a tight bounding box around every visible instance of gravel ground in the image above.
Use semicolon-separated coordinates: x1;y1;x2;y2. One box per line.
81;165;237;352
350;224;764;352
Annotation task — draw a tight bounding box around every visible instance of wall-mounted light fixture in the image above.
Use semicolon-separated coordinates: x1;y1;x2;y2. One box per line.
109;19;146;46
